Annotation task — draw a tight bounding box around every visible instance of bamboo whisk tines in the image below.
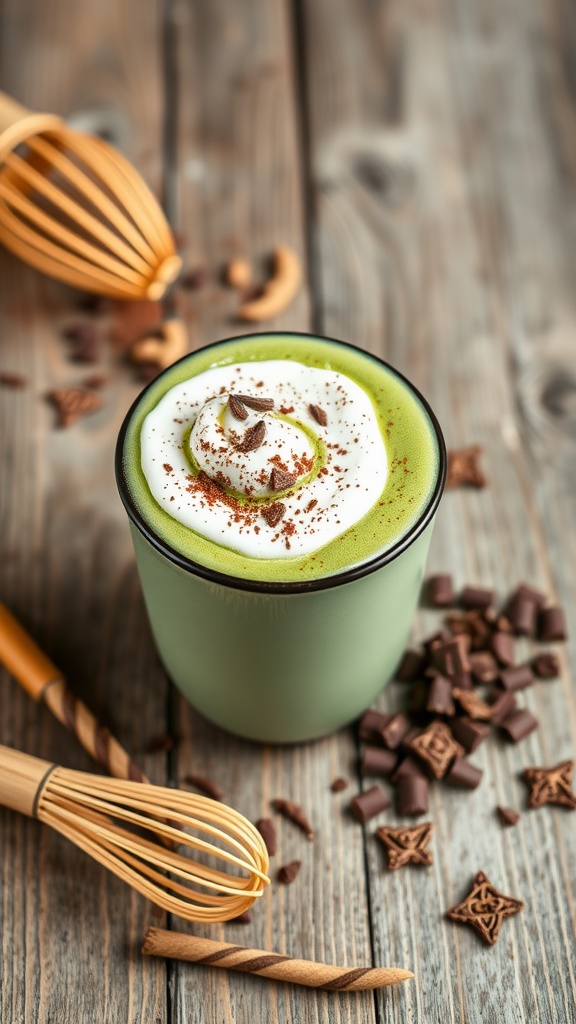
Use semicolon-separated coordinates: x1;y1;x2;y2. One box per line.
0;746;269;923
0;92;181;299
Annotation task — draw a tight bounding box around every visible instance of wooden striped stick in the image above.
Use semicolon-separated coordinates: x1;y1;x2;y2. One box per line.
0;604;146;783
142;928;414;991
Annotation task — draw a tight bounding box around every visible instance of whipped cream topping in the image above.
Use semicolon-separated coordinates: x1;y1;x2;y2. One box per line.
140;360;388;558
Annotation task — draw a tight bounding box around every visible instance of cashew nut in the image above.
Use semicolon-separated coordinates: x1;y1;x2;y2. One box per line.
131;317;188;369
238;246;301;321
227;257;252;289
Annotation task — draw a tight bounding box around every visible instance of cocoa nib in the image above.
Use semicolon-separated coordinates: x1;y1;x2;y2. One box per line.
228;394;248;420
236;419;266;452
309;403;328;426
262;502;286;527
236;394;274;411
270;467;297;491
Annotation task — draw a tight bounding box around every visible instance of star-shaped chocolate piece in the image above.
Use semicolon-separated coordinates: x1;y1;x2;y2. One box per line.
447;871;524;945
376;822;434;871
409;721;462;778
446;445;487;488
522;759;576;810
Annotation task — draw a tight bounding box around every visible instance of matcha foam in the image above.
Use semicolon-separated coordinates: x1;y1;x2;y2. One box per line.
122;334;439;583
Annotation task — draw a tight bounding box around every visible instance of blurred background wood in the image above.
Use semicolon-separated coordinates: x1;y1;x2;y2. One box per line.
0;1;575;1022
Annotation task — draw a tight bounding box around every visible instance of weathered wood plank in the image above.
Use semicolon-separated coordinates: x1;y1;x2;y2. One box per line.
167;3;375;1023
0;2;169;1022
302;0;576;1021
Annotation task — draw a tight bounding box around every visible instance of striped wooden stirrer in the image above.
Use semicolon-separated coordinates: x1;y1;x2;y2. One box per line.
142;928;414;991
0;603;145;783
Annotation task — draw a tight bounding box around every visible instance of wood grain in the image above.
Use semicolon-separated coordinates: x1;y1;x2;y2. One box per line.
301;1;576;1022
0;2;168;1023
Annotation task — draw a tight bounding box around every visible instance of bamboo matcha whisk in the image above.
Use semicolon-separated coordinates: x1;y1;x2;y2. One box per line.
0;92;181;300
0;745;269;922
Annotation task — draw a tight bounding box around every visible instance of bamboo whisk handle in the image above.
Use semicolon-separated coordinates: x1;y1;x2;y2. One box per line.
0;604;146;783
0;744;55;818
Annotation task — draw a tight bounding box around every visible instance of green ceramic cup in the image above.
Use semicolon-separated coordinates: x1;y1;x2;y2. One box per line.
116;334;446;744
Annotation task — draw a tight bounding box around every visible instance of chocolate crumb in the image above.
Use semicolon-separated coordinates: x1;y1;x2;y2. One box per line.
273;798;314;840
262;502;286;527
446;446;487;488
0;371;27;388
236;419;266;452
331;777;349;792
183;773;224;801
228;394;248;420
309;403;328;426
278;860;302;885
270;466;297;491
255;817;277;855
496;806;520;827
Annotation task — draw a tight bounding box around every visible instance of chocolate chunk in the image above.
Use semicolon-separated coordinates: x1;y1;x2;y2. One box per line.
522;759;576;810
426;574;455;607
395;649;425;682
496;805;520;827
397;774;429;816
469;650;499;684
261;502;286;527
48;387;103;428
228;910;252;924
450;717;490;753
410;721;463;778
391;755;423;784
499;664;534;692
376;822;434;870
532;652;559;679
278;860;302;884
379;713;411;750
423;628;453;653
445;610;492;651
228;394;248;420
446;445;487;488
361;746;398;777
499;708;539;743
0;371;27;388
460;586;494;611
446;758;483;789
270;466;297;491
255;817;277;855
517;582;547;607
183;773;225;800
83;374;108;390
489;690;517;725
432;635;470;678
405;682;430;716
452;688;493;721
237;419;266;452
236;394;275;411
505;588;538;636
358;708;390;741
273;798;314;840
426;674;455;716
308;403;328;426
538;606;567;642
489;632;515;667
330;777;349;793
350;785;390;823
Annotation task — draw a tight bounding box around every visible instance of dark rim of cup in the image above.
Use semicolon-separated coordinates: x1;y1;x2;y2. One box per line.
115;331;447;594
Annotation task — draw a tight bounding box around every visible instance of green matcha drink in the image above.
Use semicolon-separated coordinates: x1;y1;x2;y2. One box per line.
116;332;445;743
121;333;439;584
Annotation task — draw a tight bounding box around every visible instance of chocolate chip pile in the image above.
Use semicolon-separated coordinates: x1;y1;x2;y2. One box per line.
351;576;568;821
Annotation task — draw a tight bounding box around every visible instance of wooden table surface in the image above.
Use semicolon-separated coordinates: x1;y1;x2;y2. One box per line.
1;1;575;1021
